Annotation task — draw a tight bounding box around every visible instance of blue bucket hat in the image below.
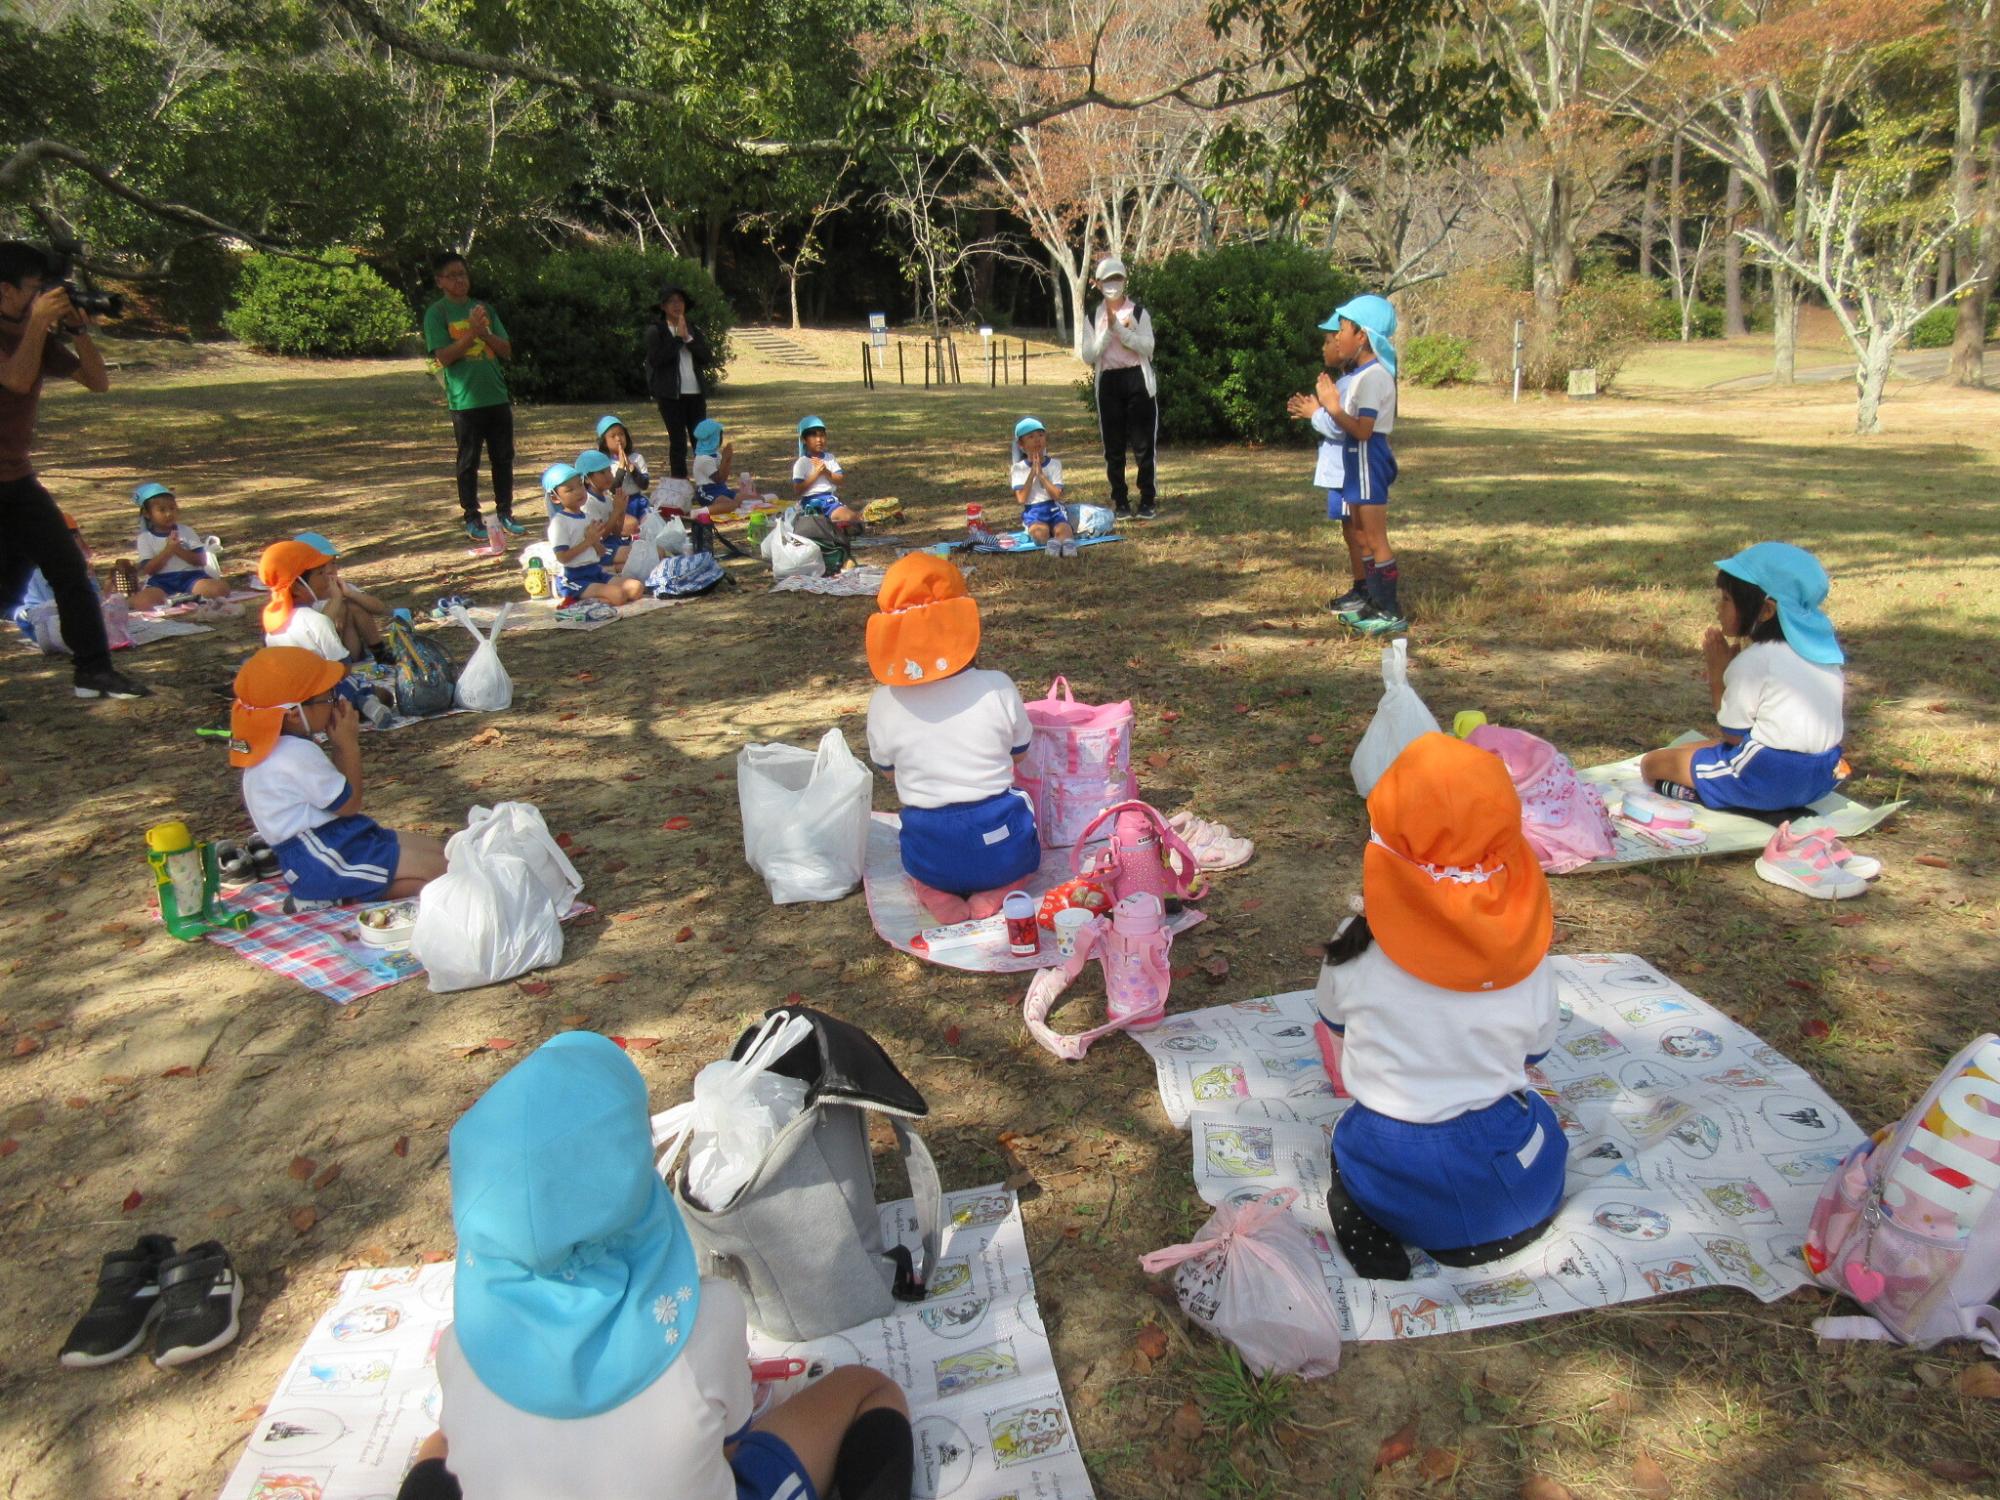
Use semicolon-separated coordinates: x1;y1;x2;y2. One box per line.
796;415;827;456
1715;542;1844;666
541;462;580;494
574;449;614;477
293;531;341;558
132;481;174;508
692;419;724;457
1013;417;1045;441
1320;295;1399;377
594;414;628;443
450;1032;701;1420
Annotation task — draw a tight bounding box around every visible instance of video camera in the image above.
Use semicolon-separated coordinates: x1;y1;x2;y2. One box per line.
45;243;126;321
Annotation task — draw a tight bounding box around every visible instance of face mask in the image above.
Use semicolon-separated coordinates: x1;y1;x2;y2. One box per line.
1101;280;1126;299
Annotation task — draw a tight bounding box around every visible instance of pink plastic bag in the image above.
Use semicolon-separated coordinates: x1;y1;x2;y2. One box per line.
1466;723;1617;874
1138;1188;1342;1377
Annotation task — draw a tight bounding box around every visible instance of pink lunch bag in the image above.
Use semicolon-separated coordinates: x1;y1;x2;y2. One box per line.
1466;723;1617;874
1013;676;1137;848
1072;800;1204;905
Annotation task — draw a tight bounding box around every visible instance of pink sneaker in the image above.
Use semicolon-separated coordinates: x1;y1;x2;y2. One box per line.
1769;821;1883;882
1756;826;1869;900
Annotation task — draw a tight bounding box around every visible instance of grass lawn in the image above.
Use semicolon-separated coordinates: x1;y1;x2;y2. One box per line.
1;330;1997;1500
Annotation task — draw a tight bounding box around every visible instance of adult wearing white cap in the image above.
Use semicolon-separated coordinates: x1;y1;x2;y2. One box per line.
1079;256;1159;520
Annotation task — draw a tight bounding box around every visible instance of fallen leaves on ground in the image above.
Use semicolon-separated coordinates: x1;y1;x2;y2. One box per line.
311;1163;343;1191
121;1188;144;1212
516;980;552;997
1800;1018;1831;1040
663;816;693;831
1630;1452;1671;1498
1955;1363;2000;1399
1519;1477;1576;1500
391;1136;409;1158
1915;854;1952;869
1416;1447;1461;1482
1926;1458;1991;1483
288;1156;316;1181
290;1205;319;1234
612;1036;662;1051
1135;1326;1169;1361
1374;1420;1417;1470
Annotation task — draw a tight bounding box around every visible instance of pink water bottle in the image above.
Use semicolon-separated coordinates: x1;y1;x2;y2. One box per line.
967;504;984;534
1003;890;1039;956
485;517;507;555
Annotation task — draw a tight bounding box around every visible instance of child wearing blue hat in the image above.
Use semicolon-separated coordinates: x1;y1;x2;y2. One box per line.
690;418;737;508
429;1032;914;1500
545;463;642;606
574;449;622;528
125;482;232;608
594;414;650;497
1307;297;1404;633
791;416;858;529
1009;417;1076;557
291;531;395;666
1641;543;1847;820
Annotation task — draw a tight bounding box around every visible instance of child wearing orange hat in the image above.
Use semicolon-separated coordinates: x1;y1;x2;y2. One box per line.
259;540;394;724
1315;733;1565;1280
864;554;1039;924
231;647;446;908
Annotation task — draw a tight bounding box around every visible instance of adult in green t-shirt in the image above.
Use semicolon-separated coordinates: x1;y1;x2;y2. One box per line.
422;252;523;540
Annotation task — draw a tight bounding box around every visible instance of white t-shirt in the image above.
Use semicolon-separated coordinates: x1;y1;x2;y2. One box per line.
679;345;700;396
792;453;843;499
1717;641;1844;754
868;668;1034;809
136;523;208;572
242;735;348;848
581;487;616;526
1315;932;1558;1124
548;509;600;571
1009;455;1064;507
690;453;722;488
438;1278;751;1500
1311;369;1356;489
265;602;346;663
1344;360;1396;434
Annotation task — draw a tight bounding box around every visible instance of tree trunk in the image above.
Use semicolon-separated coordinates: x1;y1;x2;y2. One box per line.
1935;244;1955;303
1854;328;1895;434
1639;151;1661;279
1950;23;1994;385
1771;268;1799;385
1065;266;1088;358
1669;134;1688;339
971;208;999;312
1724;169;1747;336
787;265;801;331
703;208;723;275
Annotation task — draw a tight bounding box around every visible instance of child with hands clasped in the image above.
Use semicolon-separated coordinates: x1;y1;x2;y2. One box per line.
126;482;231;607
291;531;394;665
545;463;642;606
865;555;1041;926
1298;296;1403;633
1010;417;1076;557
690;419;738;510
1314;733;1565;1281
414;1031;914;1500
230;647;446;908
792;416;858;528
594;415;650;496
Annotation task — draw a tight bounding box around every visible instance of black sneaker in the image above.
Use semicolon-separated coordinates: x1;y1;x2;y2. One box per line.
59;1234;177;1367
1114;500;1133;518
153;1241;243;1369
1137;497;1158;520
73;667;152;700
1329;587;1369;616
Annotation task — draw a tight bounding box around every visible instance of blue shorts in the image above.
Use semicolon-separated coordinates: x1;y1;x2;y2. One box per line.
1338;435;1397;509
1326;489;1347;521
732;1431;817;1500
626;496;652;524
149;568;209;596
1333;1090;1567;1252
275;814;399;902
799;494;842;518
1022;501;1069;532
698;481;736;504
557;563;611;602
898;788;1040;895
1690;738;1841;813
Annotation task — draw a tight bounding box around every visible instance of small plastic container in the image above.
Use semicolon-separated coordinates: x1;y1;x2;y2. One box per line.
1002;890;1039;957
355;900;420;951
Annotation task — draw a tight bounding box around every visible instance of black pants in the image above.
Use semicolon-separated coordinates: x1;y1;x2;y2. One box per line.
656;393;707;479
449;402;515;522
0;473;112;678
1096;365;1157;507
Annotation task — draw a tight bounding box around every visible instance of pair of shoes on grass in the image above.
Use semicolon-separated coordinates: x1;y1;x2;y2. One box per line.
1042;538;1079;558
59;1236;241;1371
463;516;527;540
1755;822;1882;901
215;837;280;890
1327;589;1409;634
72;667;151;700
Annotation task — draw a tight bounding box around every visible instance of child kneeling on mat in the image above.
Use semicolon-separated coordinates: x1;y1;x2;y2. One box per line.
1011;417;1075;556
231;647;446;909
1316;732;1564;1281
865;554;1040;925
423;1031;914;1500
1639;542;1845;813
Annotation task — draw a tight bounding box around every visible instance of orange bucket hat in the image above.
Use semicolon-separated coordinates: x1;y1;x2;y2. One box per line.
257;539;333;633
1362;732;1553;992
230;646;346;768
865;554;980;687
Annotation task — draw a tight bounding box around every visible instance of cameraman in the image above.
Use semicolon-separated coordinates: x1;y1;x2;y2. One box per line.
0;241;147;702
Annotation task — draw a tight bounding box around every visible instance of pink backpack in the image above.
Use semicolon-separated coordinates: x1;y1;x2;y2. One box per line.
1013;676;1137;848
1804;1033;2000;1353
1466;724;1617;874
1072;800;1203;905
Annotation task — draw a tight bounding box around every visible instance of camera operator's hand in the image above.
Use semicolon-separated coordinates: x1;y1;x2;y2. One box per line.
31;285;78;335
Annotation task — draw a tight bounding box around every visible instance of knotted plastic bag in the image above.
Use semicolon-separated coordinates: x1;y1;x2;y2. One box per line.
449;604;513;712
1350;638;1440;796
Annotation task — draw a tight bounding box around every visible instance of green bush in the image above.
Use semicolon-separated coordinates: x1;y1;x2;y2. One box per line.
1908;299;1998;349
481;247;732;405
1644;296;1724;341
224;251;410;356
1080;241;1358;443
1401;332;1479;386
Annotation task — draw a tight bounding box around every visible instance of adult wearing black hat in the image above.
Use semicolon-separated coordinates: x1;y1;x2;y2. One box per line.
646;287;711;480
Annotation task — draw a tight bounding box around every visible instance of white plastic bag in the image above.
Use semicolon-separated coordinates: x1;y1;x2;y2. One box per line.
447;802;583;914
621;532;663;581
449;605;513;711
639;509;690;557
762;511;824;581
651;476;696;512
737;728;871;903
652;1012;814;1209
1138;1189;1343;1378
202;534;224;579
1075;503;1115;537
1350;637;1440;797
411;849;563;993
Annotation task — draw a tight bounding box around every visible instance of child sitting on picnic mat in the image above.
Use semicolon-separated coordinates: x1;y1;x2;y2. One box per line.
594;414;650;496
690;418;738;510
1010;417;1076;557
257;540;395;724
124;481;233;608
231;647;446;907
546;463;643;606
865;554;1040;925
1639;542;1846;813
575;449;622;527
293;531;394;665
419;1031;914;1500
1314;732;1564;1281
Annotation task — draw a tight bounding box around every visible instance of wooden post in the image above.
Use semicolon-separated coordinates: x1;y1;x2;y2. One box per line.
923;341;932;388
949;337;961;384
1019;340;1028;384
861;340;874;390
897;342;905;385
989;342;996;386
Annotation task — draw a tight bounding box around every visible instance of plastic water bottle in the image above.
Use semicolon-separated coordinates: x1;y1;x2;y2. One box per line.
524;557;550;599
486;517;507;555
202;535;224;579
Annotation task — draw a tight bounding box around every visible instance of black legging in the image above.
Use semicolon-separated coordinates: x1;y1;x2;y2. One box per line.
656;394;707;480
0;473;112;678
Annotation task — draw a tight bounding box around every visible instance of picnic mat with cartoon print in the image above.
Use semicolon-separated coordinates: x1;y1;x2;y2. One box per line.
1135;954;1867;1340
215;1188;1093;1500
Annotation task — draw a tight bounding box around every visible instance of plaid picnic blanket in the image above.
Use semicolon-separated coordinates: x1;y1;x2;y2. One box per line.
195;881;594;1004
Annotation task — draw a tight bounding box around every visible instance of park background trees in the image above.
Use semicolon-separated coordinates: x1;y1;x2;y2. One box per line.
4;0;1993;431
